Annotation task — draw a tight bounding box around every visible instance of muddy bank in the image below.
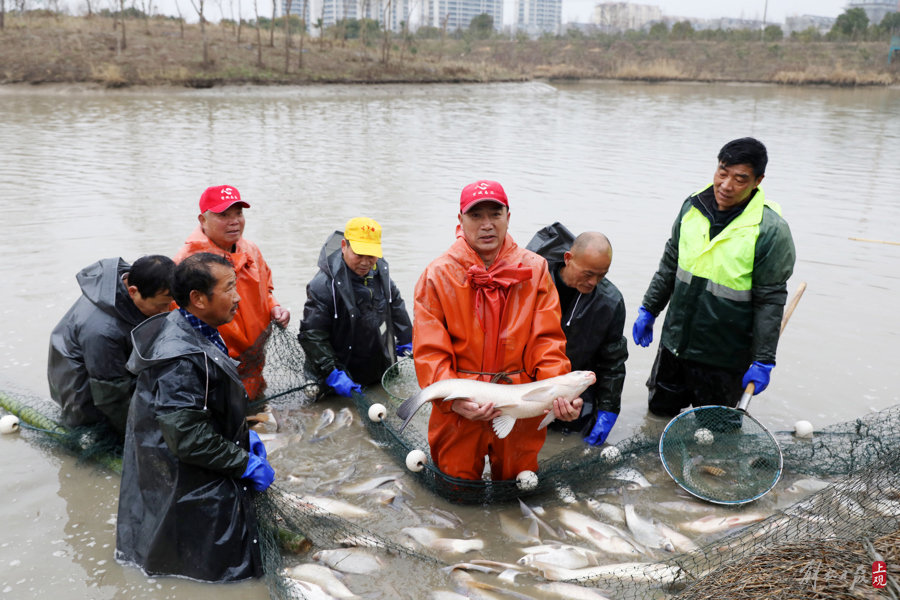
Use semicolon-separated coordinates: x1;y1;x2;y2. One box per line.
2;15;899;88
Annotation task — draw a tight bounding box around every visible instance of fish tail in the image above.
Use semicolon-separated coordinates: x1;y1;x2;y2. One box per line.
395;389;432;432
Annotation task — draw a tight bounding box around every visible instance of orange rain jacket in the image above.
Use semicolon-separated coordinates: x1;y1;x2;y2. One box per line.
413;230;571;481
174;226;280;399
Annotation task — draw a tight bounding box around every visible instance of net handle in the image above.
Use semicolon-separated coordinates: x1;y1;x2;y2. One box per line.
737;282;807;412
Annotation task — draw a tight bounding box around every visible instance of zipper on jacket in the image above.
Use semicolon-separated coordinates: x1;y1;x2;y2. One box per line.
566;294;582;327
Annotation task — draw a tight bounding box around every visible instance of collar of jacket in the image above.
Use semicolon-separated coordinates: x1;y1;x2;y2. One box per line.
182;226;252;272
547;258;595;326
448;227;520;272
325;245;392;321
127;311;242;385
76;257;147;327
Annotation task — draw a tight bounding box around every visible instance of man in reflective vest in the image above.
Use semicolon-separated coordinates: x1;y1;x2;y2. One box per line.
632;138;796;415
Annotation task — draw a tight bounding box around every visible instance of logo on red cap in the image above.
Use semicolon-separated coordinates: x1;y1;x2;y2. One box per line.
460;180;509;214
199;185;250;215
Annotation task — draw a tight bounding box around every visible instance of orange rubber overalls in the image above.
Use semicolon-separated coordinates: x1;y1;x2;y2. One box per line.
174;227;281;400
413;230;570;481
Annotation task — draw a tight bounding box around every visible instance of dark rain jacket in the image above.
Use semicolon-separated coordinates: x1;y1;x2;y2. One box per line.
48;258;147;435
298;231;413;386
526;223;628;435
642;187;796;370
115;310;261;583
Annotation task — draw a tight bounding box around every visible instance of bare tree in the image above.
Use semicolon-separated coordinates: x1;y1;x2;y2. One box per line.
283;0;292;72
380;0;391;65
188;0;210;64
398;0;418;66
253;0;263;65
438;12;448;62
83;0;95;18
269;0;275;46
173;0;185;38
359;0;370;60
118;0;127;50
316;0;324;48
297;0;307;68
237;0;242;42
1;0;5;30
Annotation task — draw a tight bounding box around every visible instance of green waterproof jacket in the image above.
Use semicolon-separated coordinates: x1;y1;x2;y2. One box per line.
642;185;796;370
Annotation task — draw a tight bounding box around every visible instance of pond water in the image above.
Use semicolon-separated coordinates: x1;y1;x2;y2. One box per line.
1;81;898;599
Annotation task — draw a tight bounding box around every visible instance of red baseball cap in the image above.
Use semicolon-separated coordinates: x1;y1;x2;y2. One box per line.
460;180;509;214
199;185;251;215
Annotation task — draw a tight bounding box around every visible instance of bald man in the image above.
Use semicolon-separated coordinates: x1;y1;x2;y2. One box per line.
527;223;628;445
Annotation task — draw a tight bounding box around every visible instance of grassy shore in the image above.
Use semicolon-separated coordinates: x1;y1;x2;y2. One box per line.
2;14;899;87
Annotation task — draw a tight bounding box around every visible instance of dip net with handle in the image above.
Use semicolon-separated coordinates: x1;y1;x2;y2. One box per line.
4;323;900;599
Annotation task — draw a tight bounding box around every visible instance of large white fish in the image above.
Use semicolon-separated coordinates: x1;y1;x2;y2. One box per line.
624;503;675;552
654;522;699;554
531;561;682;585
586;500;626;524
283;564;359;599
784;478;831;494
401;527;484;553
285;579;340;600
311;407;353;443
608;468;652;489
682;514;766;534
395;371;596;438
339;475;400;494
312;549;384;574
298;495;370;518
520;500;560;539
557;509;643;556
517;546;598;569
499;512;541;545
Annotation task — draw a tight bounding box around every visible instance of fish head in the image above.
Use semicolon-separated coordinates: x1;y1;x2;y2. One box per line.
557;371;597;397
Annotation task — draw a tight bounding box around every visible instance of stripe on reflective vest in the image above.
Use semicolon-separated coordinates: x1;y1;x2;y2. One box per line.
676;265;693;285
706;280;752;302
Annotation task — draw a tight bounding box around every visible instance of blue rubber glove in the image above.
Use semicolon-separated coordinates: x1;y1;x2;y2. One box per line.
248;429;267;459
326;368;362;397
242;453;275;492
742;361;775;395
396;343;413;358
585;411;619;446
632;306;656;347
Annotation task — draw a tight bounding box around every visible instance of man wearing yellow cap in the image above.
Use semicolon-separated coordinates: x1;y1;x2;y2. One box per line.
299;218;413;396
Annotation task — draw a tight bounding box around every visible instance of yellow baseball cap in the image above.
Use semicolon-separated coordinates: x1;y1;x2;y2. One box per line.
344;217;383;258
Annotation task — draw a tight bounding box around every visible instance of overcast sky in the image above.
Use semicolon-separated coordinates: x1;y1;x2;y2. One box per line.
119;0;853;27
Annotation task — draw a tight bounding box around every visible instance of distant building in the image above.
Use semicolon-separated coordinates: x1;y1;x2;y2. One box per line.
282;0;417;33
784;14;837;35
421;0;502;31
592;2;661;33
514;0;562;35
846;0;897;25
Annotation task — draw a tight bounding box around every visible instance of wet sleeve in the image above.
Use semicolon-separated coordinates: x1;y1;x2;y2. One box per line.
82;327;134;436
298;278;342;378
153;359;249;478
592;298;628;415
642;202;686;317
525;263;572;381
389;279;413;346
412;268;459;414
751;213;796;364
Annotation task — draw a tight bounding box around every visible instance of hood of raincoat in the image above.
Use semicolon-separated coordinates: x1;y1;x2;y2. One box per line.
526;223;628;430
76;257;145;327
117;310;260;583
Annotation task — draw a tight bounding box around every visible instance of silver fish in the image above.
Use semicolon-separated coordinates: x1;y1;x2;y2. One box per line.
655;522;699;554
608;468;652;489
339;475;399;494
499;512;541;545
312;549;384;574
682;514;766;534
657;501;716;514
586;499;626;524
286;579;340;600
396;371;596;438
518;547;596;569
401;527;483;553
298;495;370;518
440;563;498;574
312;408;336;438
624;502;675;552
430;593;470;600
784;478;831;494
519;499;560;539
311;408;353;443
532;561;682;585
283;564;358;599
557;509;643;556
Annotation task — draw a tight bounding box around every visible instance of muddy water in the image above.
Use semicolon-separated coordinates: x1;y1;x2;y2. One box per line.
1;82;899;599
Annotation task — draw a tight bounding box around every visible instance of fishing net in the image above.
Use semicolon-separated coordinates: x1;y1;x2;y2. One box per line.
241;324;323;409
659;406;782;505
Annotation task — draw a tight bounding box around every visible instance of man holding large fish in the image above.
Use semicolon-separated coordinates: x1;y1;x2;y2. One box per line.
410;180;586;481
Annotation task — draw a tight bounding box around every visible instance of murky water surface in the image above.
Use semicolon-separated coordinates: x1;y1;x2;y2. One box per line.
1;81;899;599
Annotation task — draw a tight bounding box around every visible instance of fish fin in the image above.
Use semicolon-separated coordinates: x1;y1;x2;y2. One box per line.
396;390;429;432
518;498;533;517
498;569;520;583
520;385;558;402
537;411;556;430
492;414;517;439
527;519;540;540
586;552;599;566
587;527;609;541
